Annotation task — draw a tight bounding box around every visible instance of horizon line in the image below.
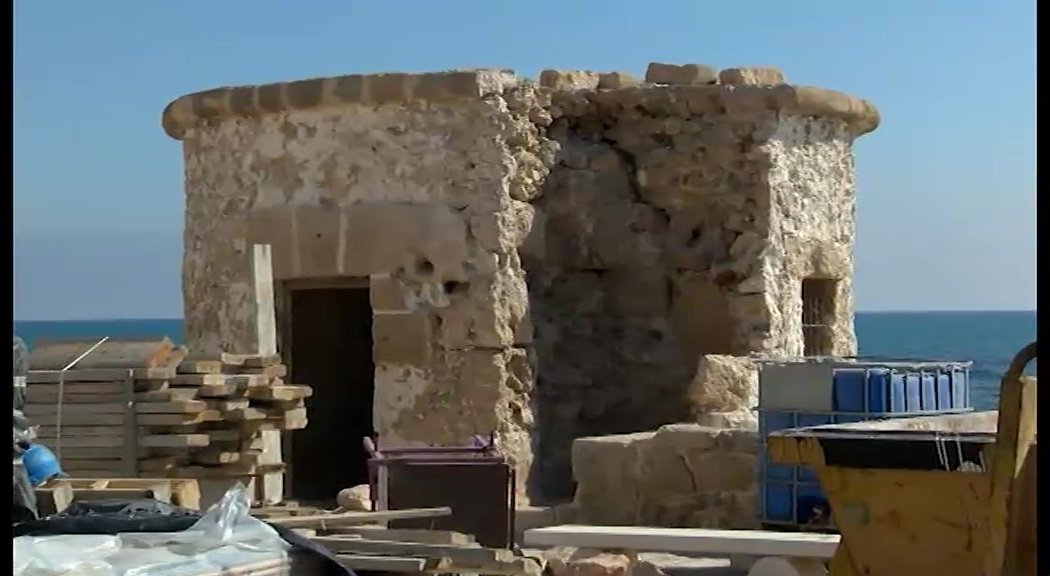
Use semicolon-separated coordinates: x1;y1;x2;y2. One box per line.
12;309;1038;323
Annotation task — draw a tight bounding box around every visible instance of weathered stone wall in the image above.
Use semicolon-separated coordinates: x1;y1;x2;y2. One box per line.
571;424;760;528
163;63;878;504
509;66;874;498
168;71;538;496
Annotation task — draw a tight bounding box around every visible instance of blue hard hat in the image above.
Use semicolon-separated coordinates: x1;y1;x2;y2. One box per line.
21;443;64;487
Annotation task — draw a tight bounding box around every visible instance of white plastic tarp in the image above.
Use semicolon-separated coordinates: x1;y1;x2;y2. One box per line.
13;483;291;576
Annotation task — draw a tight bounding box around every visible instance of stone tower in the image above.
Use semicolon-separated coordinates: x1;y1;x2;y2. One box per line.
162;63;878;502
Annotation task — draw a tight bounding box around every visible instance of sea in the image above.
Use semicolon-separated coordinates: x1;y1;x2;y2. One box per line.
12;311;1036;411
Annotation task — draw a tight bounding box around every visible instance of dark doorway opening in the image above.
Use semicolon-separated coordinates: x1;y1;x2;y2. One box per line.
285;283;374;505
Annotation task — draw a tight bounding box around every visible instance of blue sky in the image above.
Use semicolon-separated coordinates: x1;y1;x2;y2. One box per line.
13;0;1035;320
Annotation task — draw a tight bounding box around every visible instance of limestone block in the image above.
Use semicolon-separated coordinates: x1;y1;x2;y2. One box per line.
718;67;786;86
434;264;531;348
163;69;521;139
242;204;471;281
687;355;759;415
336;484;372;511
644;63;717;85
539;70;602;91
369;274;409;312
372;311;434;366
570;424;761;529
571;432;652;525
598;72;640;89
591;203;669;269
695;410;758;429
375;349;534;499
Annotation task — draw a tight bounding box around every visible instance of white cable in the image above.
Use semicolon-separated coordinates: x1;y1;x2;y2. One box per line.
55;337;109;461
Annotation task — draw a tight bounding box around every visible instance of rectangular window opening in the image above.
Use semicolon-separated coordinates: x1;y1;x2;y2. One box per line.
801;278;837;356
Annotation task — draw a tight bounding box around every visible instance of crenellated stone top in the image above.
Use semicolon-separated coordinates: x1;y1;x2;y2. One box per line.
161;63;879;140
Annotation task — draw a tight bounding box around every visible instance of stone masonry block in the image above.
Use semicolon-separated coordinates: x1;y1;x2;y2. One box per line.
571;432;651;524
597;72;639;90
718;66;786;86
687;354;758;415
285;78;324;110
293;206;341;279
644;63;717;85
164;68;878;141
369;275;409;312
367;73;414;104
372;312;433;366
539;70;601;91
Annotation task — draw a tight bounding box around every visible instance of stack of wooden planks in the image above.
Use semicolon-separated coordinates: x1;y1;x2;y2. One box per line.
24;338;309;503
35;477;203;515
255;505;543;576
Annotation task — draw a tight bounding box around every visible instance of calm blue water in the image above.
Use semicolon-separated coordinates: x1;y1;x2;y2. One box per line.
13;311;1036;410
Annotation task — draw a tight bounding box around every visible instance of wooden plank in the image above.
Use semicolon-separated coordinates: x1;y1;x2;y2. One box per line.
207;398;250;411
138;457;192;474
167;463;276;479
192;449;259;465
329;526;477;546
23;401;208;416
34;483;75;516
310;536;515;566
182;558;290;576
223;407;269;421
221;352;282;368
522;525;841;559
118;373;137;478
39;446;140;459
75;484;173;504
31;410;221;427
255;429;284;505
35;425;126;437
248;385;312;402
25;388;198;404
335;554;445;573
178;356;226;375
26;381;128;395
143;434;210;448
239;364;288;378
27;367;177;383
267;507;453;528
52;478;201;510
28;338;175;370
32;434;208;449
205;429;251;443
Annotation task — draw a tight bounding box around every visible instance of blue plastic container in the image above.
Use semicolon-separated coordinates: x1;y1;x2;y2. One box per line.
756;357;974;528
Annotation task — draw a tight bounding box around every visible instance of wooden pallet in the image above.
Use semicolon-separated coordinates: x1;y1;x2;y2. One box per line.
25;345;305;497
39;477;202;511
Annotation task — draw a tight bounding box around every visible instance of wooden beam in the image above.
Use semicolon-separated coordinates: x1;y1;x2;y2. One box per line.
265;506;452;528
328;526;476;546
336;554;446;573
311;536;515;566
522;525;840;559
